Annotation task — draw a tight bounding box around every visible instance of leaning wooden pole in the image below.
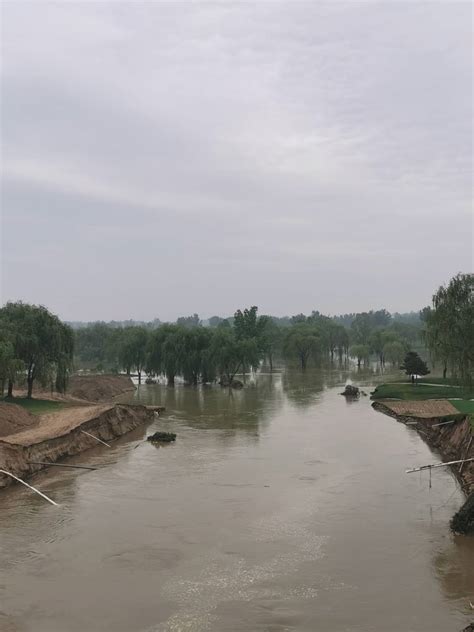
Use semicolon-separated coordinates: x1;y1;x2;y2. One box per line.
0;470;58;506
80;430;111;447
406;457;474;474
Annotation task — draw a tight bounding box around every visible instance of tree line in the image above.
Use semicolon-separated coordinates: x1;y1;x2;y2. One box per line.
4;274;468;397
73;305;421;383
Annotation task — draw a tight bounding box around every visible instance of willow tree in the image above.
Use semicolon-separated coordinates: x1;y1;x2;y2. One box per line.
147;324;185;386
349;344;370;368
424;273;473;384
181;327;213;385
211;328;244;385
383;340;406;368
0;302;74;397
117;326;149;383
284;324;320;370
258;317;283;372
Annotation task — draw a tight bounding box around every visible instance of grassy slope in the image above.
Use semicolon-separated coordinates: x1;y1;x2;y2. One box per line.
371;382;474;401
449;399;474;414
417;377;463;386
1;397;64;415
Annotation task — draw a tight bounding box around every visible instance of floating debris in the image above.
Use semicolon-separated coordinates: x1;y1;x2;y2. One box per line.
147;431;177;443
340;385;360;398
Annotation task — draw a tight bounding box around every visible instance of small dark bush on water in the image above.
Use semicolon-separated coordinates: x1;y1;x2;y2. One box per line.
147;431;176;443
341;385;360;398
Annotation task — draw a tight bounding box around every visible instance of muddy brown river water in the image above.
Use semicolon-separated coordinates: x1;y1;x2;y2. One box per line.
0;369;473;632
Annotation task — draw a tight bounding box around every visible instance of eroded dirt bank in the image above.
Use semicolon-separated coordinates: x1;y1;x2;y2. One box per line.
66;374;136;402
14;374;136;403
0;404;155;489
373;401;474;534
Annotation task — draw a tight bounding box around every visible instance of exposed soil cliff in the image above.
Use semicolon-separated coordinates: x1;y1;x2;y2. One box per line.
0;404;155;489
373;401;474;534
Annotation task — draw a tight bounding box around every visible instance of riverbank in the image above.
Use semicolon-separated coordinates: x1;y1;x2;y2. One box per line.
0;375;159;490
372;400;474;534
0;403;157;489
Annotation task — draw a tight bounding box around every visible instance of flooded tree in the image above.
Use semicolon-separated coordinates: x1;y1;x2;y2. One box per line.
383;340;406;368
117;327;149;384
284;324;320;370
349;344;370;368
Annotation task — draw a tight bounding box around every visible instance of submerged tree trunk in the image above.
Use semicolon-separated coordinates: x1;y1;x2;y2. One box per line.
443;361;447;380
137;370;142;385
27;377;34;398
167;374;175;387
7;380;13;398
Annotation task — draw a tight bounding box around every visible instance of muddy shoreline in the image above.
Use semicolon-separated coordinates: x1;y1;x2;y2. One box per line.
372;401;474;535
0;404;157;489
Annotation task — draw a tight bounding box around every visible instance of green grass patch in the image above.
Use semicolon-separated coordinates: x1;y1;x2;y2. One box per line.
370;382;470;401
1;397;64;415
449;399;474;414
417;377;462;386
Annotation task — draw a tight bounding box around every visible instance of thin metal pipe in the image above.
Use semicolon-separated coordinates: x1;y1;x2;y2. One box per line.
406;456;474;474
80;430;111;447
0;469;58;506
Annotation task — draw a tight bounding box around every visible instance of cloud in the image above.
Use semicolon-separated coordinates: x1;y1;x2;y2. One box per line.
1;1;471;320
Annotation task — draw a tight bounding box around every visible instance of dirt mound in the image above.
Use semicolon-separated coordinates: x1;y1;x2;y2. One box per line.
0;403;38;438
67;374;135;402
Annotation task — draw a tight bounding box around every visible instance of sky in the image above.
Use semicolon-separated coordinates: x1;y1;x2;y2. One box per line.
1;1;472;322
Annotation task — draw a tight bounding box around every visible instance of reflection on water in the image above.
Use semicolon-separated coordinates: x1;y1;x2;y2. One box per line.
0;368;473;632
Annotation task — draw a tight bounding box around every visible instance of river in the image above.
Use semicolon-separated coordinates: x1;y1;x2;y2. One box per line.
0;369;473;631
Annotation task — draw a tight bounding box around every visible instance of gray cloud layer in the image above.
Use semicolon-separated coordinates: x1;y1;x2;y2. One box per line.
1;2;472;321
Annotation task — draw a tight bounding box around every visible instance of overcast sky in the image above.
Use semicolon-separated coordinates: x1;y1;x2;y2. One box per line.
1;2;472;322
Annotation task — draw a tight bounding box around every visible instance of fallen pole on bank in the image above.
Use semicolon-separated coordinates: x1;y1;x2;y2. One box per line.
406;457;474;474
0;470;58;506
80;430;111;447
432;419;458;427
27;462;98;471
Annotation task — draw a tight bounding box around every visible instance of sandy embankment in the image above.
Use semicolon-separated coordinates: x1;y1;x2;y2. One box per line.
0;404;157;489
66;374;136;402
0;375;159;489
16;373;137;404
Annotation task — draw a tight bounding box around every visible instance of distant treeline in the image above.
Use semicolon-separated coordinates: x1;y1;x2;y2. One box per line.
1;273;471;396
73;306;423;384
67;310;422;331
